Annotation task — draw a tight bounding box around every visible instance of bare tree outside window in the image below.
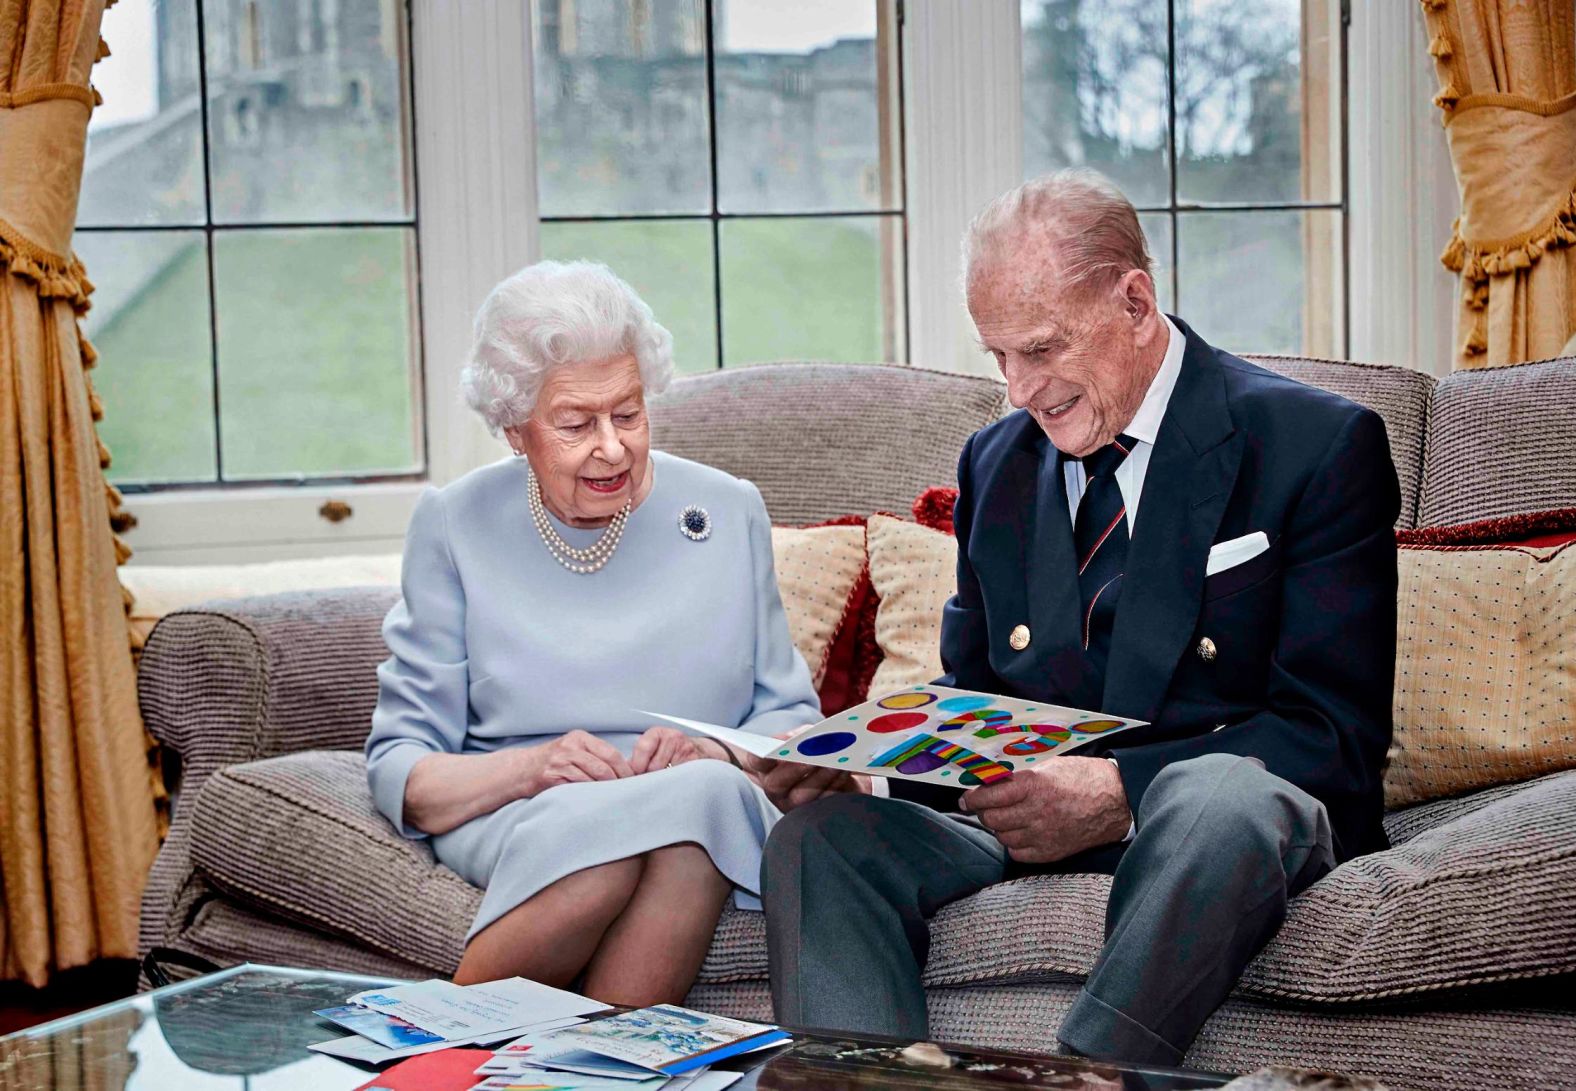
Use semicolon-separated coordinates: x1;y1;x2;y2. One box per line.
1022;0;1345;356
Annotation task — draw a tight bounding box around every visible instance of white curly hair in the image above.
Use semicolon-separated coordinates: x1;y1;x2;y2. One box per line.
461;260;675;437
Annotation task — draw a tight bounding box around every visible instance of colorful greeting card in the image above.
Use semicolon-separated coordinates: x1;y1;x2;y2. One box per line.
643;685;1147;788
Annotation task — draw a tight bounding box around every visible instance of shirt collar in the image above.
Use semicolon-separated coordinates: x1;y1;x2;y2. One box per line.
1122;314;1185;447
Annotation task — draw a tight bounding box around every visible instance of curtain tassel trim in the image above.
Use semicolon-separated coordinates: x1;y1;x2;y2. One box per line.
0;219;91;309
1;219;138;564
1441;189;1576;355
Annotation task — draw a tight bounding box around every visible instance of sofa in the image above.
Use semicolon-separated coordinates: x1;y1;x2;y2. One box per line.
135;357;1576;1091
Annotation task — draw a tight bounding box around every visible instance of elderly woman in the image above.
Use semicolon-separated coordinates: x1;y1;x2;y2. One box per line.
366;260;825;1004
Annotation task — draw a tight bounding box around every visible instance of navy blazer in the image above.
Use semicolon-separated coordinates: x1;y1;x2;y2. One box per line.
906;319;1400;863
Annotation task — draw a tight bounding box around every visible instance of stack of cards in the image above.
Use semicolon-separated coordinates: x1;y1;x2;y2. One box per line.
467;1004;787;1091
312;979;788;1091
310;977;608;1064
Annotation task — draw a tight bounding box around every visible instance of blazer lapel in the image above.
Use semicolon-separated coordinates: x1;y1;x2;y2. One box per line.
1024;433;1098;703
987;425;1088;702
1102;322;1242;723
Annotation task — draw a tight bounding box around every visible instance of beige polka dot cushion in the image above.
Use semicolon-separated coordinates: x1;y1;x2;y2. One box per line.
769;523;869;687
1388;542;1576;807
865;514;956;695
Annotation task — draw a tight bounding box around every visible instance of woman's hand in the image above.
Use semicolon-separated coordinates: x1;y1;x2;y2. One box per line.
523;730;635;794
745;726;869;812
629;726;708;774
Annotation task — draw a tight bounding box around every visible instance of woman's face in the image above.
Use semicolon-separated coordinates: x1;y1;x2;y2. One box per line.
508;354;652;528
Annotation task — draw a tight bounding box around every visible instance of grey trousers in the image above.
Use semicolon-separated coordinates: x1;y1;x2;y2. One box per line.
761;753;1336;1067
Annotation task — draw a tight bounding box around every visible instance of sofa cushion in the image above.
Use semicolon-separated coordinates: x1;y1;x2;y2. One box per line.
1246;355;1435;530
693;771;1576;1002
770;523;868;690
865;514;957;696
649;363;1008;526
1389;542;1576;808
189;750;479;973
1419;356;1576;527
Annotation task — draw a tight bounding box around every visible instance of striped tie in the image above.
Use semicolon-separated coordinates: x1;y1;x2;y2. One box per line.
1074;434;1136;681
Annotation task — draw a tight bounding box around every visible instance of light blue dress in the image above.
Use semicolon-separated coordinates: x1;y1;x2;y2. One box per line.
366;450;821;939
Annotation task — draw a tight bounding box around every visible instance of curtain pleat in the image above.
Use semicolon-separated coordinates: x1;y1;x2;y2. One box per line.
1420;0;1576;369
0;0;159;987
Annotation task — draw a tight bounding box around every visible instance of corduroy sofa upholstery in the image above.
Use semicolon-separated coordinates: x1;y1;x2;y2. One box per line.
136;358;1576;1091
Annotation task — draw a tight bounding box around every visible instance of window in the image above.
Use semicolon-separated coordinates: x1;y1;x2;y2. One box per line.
1021;0;1346;356
531;0;906;372
77;0;422;489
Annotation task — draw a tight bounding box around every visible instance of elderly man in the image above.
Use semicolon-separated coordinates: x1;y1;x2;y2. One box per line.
757;170;1399;1065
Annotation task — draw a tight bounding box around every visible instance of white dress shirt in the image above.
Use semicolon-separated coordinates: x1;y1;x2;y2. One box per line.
1061;314;1186;533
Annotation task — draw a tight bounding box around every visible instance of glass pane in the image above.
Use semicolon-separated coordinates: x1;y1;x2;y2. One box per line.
80;0;205;226
540;220;718;373
1175;0;1333;203
1176;210;1342;355
75;231;217;483
1139;211;1174;313
715;1;896;214
532;0;710;216
720;216;899;365
1021;0;1170;206
203;0;413;223
213;228;420;478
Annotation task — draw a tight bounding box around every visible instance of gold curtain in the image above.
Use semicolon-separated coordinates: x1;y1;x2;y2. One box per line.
0;0;159;986
1420;0;1576;369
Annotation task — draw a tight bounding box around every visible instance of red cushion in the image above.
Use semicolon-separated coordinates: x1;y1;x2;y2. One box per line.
913;486;959;535
781;514;882;714
1396;507;1576;548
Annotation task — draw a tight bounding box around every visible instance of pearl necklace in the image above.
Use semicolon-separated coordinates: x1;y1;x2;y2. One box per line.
526;470;631;574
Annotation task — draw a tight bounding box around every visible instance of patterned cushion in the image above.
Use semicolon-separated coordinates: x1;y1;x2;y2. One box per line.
1388;542;1576;807
770;523;868;689
650;363;1008;526
1419;356;1576;527
1245;355;1435;530
864;514;957;695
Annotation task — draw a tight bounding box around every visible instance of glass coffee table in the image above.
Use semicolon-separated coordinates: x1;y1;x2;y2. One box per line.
0;963;1234;1090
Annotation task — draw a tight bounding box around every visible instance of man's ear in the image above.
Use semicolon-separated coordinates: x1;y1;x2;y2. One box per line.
1117;268;1158;322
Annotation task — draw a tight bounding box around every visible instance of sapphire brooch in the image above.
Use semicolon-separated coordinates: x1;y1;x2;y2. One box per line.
678;505;711;541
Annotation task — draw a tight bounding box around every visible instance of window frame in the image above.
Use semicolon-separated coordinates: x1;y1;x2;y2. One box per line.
534;0;910;371
118;0;532;563
116;0;1441;563
85;0;427;493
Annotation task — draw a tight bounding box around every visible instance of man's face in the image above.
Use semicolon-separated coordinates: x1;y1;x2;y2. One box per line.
967;242;1158;458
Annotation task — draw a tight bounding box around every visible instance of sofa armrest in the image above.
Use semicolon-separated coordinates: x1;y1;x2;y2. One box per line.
1242;768;1576;1002
139;586;399;805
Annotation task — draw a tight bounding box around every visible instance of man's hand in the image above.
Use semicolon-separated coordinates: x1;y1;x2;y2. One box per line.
629;726;714;774
961;756;1131;865
745;727;868;812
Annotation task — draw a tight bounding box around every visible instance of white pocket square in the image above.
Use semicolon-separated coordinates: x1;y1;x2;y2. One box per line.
1206;531;1270;577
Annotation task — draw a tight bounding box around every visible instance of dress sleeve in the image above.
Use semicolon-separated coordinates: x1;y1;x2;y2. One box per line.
736;481;823;736
366;487;471;839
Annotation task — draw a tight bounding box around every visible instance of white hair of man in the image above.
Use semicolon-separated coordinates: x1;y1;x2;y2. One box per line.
962;168;1156;299
462;260;675;436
